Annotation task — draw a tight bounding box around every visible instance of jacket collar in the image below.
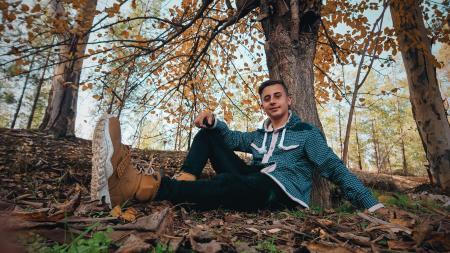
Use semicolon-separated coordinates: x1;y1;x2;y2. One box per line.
261;110;301;132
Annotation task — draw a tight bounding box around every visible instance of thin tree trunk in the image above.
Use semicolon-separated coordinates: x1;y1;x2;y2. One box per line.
259;0;331;208
11;54;36;129
391;0;450;190
28;40;53;129
396;97;408;175
117;69;132;119
338;105;343;158
371;119;381;173
39;83;54;130
41;0;98;137
187;109;194;150
387;151;392;174
107;88;115;114
355;113;363;170
342;2;388;164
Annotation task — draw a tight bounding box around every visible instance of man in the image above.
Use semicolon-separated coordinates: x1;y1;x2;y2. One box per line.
91;80;385;212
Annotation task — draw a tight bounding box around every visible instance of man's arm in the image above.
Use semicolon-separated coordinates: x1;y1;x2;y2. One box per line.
194;111;255;153
304;128;384;212
209;117;255;153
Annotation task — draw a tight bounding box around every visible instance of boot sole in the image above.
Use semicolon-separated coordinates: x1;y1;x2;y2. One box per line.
91;114;115;207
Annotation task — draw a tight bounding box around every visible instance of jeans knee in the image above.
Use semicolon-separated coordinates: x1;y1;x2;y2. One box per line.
193;128;217;142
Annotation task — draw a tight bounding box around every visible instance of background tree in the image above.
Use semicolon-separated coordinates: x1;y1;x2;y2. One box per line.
391;0;450;190
39;0;99;136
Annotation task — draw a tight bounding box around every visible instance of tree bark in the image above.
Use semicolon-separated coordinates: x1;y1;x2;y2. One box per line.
259;0;331;208
41;0;98;137
391;0;450;190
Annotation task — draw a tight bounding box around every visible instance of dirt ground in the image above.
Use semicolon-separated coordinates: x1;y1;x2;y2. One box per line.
0;128;449;252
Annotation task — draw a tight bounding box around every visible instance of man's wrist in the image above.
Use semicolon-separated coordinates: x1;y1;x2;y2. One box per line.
210;114;218;129
367;203;385;213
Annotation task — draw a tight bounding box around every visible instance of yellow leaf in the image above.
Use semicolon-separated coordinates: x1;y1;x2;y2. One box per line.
120;207;138;222
21;4;30;12
93;94;102;100
110;205;122;218
0;1;7;10
6;13;16;22
121;30;129;38
31;4;41;13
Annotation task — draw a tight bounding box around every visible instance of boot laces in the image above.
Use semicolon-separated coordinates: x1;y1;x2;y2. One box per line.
136;156;156;175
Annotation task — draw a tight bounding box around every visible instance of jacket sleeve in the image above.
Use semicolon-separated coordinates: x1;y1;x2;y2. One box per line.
304;128;380;209
209;118;255;153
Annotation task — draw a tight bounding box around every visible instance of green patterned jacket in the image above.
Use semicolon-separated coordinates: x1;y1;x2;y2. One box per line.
212;111;382;211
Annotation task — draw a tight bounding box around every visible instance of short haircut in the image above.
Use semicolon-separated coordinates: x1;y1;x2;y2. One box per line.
258;79;289;96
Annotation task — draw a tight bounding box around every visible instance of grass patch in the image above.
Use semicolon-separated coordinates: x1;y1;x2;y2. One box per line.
335;201;357;214
38;224;113;253
154;242;173;253
256;237;281;253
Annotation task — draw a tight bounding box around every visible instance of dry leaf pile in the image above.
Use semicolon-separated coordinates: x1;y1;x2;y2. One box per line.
0;128;448;252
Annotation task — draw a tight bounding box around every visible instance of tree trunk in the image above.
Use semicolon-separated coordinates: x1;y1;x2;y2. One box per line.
28;41;53;129
11;54;36;129
355;113;363;170
260;0;331;208
342;90;358;165
396;97;408;175
338;104;343;158
391;0;450;190
371;119;381;173
41;0;98;137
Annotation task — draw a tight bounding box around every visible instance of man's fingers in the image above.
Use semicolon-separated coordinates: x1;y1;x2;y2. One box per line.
207;114;214;125
194;111;213;128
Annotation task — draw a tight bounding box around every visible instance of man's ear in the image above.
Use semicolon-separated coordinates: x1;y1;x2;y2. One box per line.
287;95;292;106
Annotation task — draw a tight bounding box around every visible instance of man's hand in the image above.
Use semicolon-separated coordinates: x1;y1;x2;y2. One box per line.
194;111;215;128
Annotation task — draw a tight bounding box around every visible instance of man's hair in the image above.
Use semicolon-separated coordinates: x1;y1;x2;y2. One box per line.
258;79;289;96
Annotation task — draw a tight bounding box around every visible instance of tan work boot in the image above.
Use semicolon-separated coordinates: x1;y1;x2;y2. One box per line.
173;171;196;181
91;115;161;208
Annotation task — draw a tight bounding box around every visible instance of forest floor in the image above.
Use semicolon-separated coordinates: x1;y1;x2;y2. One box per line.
0;128;449;253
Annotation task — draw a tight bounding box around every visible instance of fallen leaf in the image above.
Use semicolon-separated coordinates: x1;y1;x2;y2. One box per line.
116;234;151;253
387;240;415;250
120;207;138;222
110;205;122;218
302;241;354;253
267;228;281;233
336;232;370;246
317;218;333;226
424;232;450;251
189;227;221;253
12;207;49;222
246;227;260;234
389;218;415;228
113;208;170;231
412;222;433;246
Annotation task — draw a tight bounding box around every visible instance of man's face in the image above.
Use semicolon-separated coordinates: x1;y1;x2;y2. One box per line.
260;84;292;121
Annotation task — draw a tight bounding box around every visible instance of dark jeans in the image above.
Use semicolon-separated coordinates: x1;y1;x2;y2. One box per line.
154;129;297;211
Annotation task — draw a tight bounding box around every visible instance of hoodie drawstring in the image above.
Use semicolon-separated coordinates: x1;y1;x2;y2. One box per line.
278;128;299;150
251;132;268;154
